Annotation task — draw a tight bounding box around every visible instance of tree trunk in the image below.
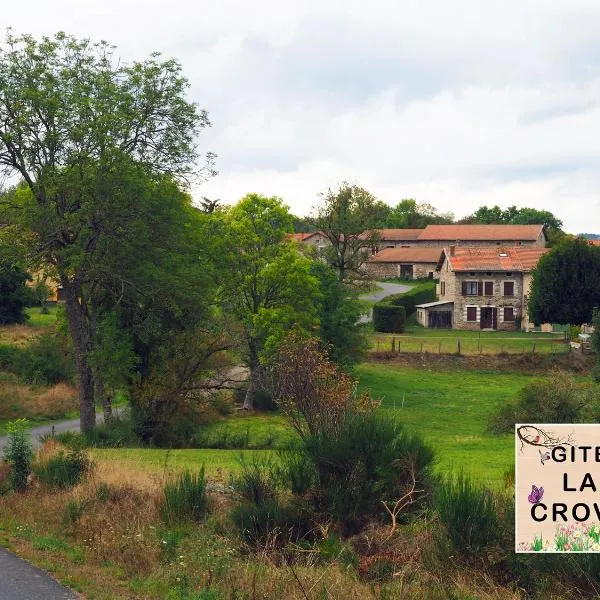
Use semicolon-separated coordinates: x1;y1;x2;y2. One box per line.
243;343;260;410
94;374;113;424
64;285;96;434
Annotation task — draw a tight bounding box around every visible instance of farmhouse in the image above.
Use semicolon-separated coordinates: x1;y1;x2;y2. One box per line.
365;246;442;279
373;228;424;250
416;245;549;330
287;231;329;251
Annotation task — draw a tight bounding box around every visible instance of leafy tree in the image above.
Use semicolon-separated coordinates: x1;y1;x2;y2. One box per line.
528;238;600;326
386;198;453;228
220;194;320;409
310;262;368;368
313;183;383;281
0;32;212;432
0;262;30;324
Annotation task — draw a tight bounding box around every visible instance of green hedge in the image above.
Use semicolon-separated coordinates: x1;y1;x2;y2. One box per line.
383;282;436;316
373;303;406;333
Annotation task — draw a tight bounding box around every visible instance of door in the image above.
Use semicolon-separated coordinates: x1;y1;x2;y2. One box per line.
399;264;413;279
480;307;497;329
428;311;452;329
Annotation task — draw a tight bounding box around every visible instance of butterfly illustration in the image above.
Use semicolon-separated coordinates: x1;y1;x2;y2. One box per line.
528;485;544;504
539;449;551;465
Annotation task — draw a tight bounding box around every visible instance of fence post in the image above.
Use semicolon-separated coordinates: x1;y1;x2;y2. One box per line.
391;337;396;353
457;339;461;355
438;341;442;354
532;343;536;354
420;342;424;354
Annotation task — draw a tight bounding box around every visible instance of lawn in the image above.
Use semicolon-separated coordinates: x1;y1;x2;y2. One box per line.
25;305;59;327
371;325;567;355
90;363;551;489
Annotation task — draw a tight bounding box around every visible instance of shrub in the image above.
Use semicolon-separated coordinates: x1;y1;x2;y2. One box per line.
84;417;139;448
0;263;31;325
382;282;437;316
3;418;32;491
489;375;599;433
230;456;278;506
372;303;406;333
230;498;314;546
34;450;93;489
304;413;434;533
160;469;208;525
275;448;316;495
434;471;499;556
0;334;73;385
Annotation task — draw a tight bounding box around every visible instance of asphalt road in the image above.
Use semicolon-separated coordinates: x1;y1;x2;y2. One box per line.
358;281;412;323
0;548;78;599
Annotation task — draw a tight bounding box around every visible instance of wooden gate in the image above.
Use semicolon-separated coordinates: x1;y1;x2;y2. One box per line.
428;310;452;329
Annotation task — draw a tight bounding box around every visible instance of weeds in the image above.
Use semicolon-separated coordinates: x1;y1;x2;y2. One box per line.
3;418;32;491
160;469;208;525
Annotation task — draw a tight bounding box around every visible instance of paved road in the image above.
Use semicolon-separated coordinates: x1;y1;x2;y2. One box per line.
0;548;78;599
0;411;117;454
359;281;412;323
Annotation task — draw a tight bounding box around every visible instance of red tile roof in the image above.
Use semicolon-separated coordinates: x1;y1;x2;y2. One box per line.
378;228;424;241
286;231;324;242
441;246;550;272
370;247;444;263
588;239;600;246
418;224;545;241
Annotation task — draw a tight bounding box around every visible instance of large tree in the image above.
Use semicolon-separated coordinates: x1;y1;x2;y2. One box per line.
386;199;454;229
0;32;211;432
313;183;383;281
528;238;600;326
219;193;320;410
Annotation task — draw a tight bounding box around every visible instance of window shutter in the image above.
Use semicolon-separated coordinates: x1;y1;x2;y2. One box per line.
477;281;483;296
484;281;493;296
461;281;467;296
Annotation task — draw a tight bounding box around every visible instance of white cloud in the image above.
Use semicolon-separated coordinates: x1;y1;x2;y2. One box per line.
5;0;600;231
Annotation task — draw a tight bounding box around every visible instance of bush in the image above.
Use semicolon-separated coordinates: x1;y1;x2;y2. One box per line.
304;413;434;533
230;498;314;546
275;448;316;495
230;456;278;506
383;282;437;316
372;303;406;333
0;264;31;325
0;334;73;385
33;450;93;489
84;417;139;448
489;375;599;433
3;418;32;491
160;469;208;525
434;471;499;556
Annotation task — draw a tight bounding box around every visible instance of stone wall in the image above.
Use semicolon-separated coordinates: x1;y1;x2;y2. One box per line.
364;261;438;280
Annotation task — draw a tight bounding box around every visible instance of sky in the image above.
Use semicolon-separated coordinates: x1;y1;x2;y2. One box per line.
5;0;600;232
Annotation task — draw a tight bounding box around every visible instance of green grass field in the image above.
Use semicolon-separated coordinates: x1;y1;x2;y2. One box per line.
25;305;59;327
94;363;556;488
371;325;567;355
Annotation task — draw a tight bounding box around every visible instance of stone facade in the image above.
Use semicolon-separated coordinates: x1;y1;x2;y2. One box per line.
365;261;438;280
416;237;545;248
437;256;525;330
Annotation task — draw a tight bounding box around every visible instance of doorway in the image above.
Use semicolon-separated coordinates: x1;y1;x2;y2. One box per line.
480;307;497;329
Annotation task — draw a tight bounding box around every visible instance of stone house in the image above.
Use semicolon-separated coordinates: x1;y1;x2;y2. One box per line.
420;245;550;330
415;224;547;248
287;231;329;251
365;247;442;280
372;228;424;251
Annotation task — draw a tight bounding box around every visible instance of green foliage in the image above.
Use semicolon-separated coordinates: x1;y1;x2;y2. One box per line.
464;204;562;231
434;471;499;556
230;498;314;546
372;303;406;333
275;448;316;495
84;417;139;448
313;183;386;280
230;456;278;506
303;413;433;532
0;333;73;384
310;261;368;367
0;263;31;324
528;238;600;325
383;281;437;316
489;375;599;433
34;450;93;489
160;469;208;525
3;419;33;491
384;198;454;228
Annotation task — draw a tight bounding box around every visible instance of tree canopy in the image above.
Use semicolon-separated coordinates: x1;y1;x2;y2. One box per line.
528;238;600;326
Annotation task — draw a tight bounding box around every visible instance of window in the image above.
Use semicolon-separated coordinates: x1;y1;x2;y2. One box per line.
484;281;494;296
503;281;515;297
465;281;478;296
466;306;477;321
504;307;515;322
440;281;446;296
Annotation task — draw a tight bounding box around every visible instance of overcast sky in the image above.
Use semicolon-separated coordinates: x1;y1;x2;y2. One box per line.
7;0;600;232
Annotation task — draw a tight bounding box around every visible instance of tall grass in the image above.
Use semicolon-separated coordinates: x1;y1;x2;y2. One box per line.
434;471;499;556
34;450;93;489
3;418;32;491
160;468;208;525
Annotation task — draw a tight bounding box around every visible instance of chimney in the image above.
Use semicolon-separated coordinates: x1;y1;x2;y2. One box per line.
449;244;456;257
